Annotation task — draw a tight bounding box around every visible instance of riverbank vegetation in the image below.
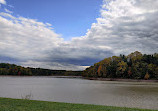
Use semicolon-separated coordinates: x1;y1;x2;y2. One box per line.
0;63;82;76
83;51;158;80
0;98;156;111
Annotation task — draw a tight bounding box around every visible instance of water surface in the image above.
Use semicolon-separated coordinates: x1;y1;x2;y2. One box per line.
0;76;158;109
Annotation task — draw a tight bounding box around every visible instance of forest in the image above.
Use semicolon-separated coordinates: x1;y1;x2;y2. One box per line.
83;51;158;80
0;63;82;76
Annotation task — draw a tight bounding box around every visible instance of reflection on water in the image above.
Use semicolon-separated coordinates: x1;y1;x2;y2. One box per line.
0;76;158;109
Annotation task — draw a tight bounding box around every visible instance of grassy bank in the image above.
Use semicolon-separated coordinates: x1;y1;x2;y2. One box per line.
0;98;157;111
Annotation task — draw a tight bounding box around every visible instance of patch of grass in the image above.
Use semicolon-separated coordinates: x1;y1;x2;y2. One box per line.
0;97;157;111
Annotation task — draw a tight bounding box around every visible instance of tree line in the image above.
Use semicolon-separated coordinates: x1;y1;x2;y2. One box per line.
0;63;82;76
83;51;158;80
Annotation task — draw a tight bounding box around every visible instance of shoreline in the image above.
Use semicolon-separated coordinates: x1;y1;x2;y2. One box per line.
83;77;158;82
0;75;158;82
0;75;81;77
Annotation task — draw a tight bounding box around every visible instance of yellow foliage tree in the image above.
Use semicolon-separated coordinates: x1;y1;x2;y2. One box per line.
117;61;128;74
144;72;150;80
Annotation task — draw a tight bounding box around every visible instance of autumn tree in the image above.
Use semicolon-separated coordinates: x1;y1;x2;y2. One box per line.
116;61;128;78
83;51;158;80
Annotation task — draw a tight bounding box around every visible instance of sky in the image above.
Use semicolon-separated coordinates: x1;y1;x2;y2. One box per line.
2;0;102;40
0;0;158;70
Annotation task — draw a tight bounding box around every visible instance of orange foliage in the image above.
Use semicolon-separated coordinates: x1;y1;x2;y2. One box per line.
97;65;102;77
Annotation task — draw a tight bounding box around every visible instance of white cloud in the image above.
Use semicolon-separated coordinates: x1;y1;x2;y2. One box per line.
68;0;158;57
0;0;6;5
0;12;63;60
0;12;88;70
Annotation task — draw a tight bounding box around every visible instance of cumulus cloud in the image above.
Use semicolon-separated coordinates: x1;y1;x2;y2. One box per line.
0;12;63;60
0;12;89;70
69;0;158;57
0;12;69;69
0;0;6;5
0;0;158;70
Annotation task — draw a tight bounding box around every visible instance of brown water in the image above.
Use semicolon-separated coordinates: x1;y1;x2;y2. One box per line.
0;76;158;110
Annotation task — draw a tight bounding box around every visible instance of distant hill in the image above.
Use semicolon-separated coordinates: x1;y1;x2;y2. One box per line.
83;51;158;80
0;63;82;76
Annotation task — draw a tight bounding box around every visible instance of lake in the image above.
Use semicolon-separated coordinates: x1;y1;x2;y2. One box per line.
0;76;158;110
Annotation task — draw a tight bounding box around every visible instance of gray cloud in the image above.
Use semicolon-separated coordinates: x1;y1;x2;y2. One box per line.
0;0;158;70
